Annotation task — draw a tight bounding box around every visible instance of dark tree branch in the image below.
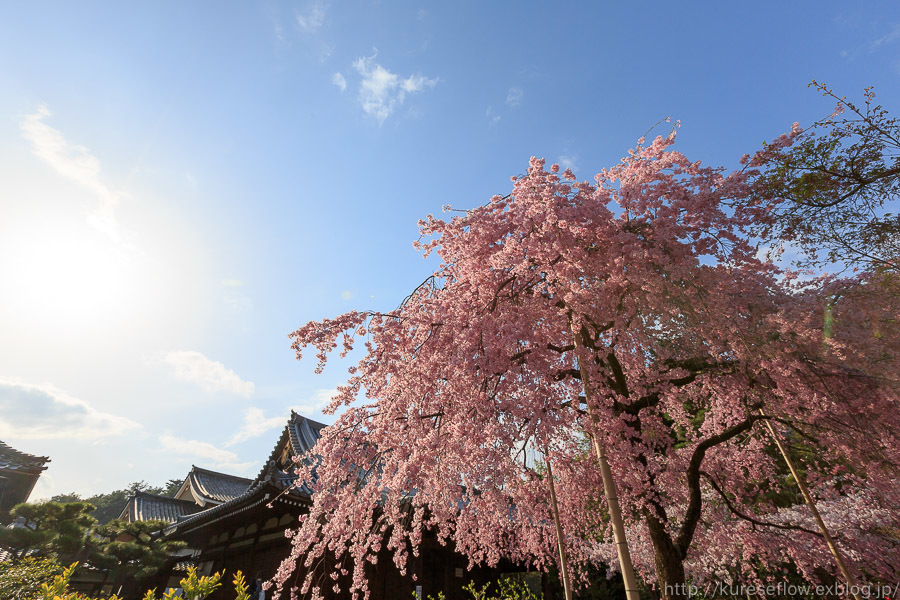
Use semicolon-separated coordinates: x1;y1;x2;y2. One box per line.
701;472;823;538
675;412;767;556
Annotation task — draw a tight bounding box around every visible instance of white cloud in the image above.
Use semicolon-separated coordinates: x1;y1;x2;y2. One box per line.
558;154;578;172
224;293;253;313
340;290;352;300
505;87;524;107
29;472;56;501
20;105;129;247
159;433;253;471
353;49;438;125
0;377;140;441
331;72;347;93
485;106;500;126
296;0;328;33
163;351;255;397
225;407;286;447
291;388;338;415
291;388;337;416
319;44;335;62
870;23;900;51
220;280;253;313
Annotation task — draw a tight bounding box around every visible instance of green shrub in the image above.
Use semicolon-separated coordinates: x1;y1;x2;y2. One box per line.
464;575;541;600
39;562;121;600
0;556;65;600
142;566;223;600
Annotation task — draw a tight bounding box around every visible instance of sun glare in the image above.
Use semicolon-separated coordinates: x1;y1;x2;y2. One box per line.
0;218;145;334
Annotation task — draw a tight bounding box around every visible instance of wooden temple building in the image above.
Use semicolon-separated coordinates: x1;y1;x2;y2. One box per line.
0;440;49;525
122;412;506;600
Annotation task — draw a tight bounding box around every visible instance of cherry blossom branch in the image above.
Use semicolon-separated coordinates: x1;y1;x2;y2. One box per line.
700;472;823;538
676;411;769;556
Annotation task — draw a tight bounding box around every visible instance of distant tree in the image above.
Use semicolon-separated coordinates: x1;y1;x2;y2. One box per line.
49;490;125;525
125;481;167;497
748;82;899;273
0;501;96;562
49;493;83;504
162;479;183;497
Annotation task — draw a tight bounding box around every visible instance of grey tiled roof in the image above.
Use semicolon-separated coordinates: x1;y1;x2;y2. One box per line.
288;412;326;456
165;479;272;535
0;440;49;474
165;413;327;537
188;466;252;503
252;412;326;496
120;491;203;524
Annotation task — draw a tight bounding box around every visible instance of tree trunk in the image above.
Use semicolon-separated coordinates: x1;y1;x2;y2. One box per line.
646;513;688;600
96;569;110;598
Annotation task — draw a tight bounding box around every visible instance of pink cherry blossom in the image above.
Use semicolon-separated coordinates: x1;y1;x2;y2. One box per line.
277;132;900;600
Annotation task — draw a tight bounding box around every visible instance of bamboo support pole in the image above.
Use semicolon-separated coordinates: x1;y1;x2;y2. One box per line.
545;450;573;600
572;326;641;600
760;411;862;600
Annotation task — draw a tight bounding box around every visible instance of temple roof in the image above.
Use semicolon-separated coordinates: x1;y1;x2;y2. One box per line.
252;411;326;494
166;413;326;537
288;411;326;456
119;491;204;524
175;466;253;506
164;478;274;537
0;440;50;475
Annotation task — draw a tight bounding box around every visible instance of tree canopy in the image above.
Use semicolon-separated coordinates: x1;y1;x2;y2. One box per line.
89;519;186;586
749;83;899;274
0;501;96;562
277;131;899;599
0;498;184;596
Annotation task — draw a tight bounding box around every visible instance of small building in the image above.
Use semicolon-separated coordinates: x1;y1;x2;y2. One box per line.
0;440;49;525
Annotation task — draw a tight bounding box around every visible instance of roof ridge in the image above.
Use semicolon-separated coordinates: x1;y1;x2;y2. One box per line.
289;412;328;429
190;465;253;482
132;490;198;503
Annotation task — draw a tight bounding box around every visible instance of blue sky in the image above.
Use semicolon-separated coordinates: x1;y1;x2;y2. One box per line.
0;2;898;498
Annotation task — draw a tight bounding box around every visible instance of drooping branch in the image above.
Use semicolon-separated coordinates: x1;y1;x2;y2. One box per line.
675;411;767;556
700;472;823;538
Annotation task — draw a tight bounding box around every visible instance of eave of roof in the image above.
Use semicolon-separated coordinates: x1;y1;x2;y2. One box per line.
252;411;326;488
185;466;253;505
0;441;49;474
164;479;305;537
164;412;327;537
